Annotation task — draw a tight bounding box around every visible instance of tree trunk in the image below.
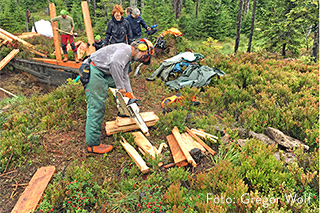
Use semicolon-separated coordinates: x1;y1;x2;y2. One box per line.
243;0;250;16
130;0;137;7
64;0;67;8
234;0;243;53
282;43;286;56
175;0;183;19
247;0;256;53
311;24;319;62
195;0;199;19
141;0;144;8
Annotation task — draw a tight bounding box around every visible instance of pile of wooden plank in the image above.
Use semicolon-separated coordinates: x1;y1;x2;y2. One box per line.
0;28;47;71
166;127;217;168
105;111;159;136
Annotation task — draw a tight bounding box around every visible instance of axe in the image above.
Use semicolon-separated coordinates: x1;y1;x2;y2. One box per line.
56;29;78;38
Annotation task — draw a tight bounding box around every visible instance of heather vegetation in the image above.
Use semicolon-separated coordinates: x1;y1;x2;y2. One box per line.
0;0;319;212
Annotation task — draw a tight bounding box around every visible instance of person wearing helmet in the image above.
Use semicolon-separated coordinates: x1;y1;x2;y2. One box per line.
84;39;154;154
51;10;79;63
93;35;105;51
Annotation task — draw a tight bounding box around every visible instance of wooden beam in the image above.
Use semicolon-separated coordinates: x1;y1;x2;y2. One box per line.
172;126;197;167
105;112;158;135
49;3;62;61
116;112;159;127
120;136;150;174
106;120;157;136
0;32;13;43
18;33;40;39
81;1;95;55
132;131;156;158
186;127;216;156
0;49;19;71
77;42;87;59
11;166;55;213
166;134;188;167
32;58;82;69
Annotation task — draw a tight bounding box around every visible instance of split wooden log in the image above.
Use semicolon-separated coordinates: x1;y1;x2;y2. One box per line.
180;133;206;153
77;42;87;59
166;134;188;167
105;112;159;135
172;126;197;167
11;166;55;213
0;49;19;71
132;131;156;158
120;136;150;174
49;3;62;61
32;58;82;69
186;127;216;156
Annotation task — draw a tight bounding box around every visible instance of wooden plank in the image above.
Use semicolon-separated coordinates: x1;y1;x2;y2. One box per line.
0;32;13;43
181;133;206;153
191;128;218;141
186;127;216;156
49;3;62;61
105;120;157;136
116;112;159;127
0;28;33;49
81;1;95;55
0;49;19;71
132;131;156;158
120;136;150;174
11;166;56;213
32;58;82;69
172;126;197;167
166;134;188;167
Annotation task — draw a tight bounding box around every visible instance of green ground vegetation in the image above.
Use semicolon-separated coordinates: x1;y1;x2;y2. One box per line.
0;34;318;212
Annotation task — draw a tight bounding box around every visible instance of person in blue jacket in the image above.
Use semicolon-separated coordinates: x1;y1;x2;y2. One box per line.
125;8;151;40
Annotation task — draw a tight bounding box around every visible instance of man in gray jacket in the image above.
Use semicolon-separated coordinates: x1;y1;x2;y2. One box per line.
85;39;154;154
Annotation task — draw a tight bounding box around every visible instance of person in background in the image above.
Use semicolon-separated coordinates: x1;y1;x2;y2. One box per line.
125;8;151;40
104;4;133;45
125;7;133;17
93;35;105;51
51;9;79;63
85;39;154;154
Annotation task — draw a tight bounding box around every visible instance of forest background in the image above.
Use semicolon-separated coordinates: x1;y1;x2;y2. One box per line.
0;0;318;60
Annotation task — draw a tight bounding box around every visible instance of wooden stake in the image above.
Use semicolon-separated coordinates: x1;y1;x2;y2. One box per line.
49;3;62;61
132;131;156;158
120;136;150;174
172;127;197;167
0;49;19;71
81;1;95;55
186;127;216;156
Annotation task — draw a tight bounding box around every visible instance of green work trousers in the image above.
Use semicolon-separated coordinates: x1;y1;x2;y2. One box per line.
85;65;115;146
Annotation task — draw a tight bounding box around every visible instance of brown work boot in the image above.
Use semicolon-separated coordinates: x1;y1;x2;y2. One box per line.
87;143;113;154
74;54;79;63
63;54;68;62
